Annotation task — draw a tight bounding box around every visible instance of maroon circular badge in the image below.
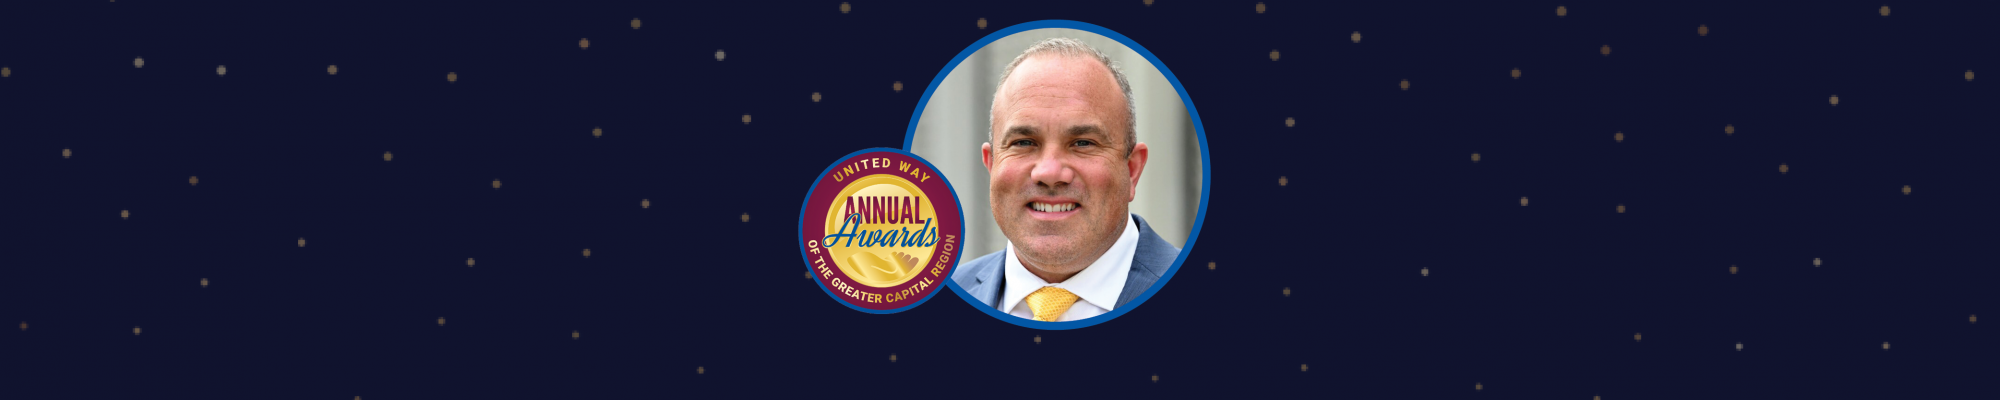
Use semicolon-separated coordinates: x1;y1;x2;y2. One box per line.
798;148;964;313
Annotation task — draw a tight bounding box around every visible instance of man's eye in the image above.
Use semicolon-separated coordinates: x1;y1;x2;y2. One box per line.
1073;140;1096;147
1010;139;1035;147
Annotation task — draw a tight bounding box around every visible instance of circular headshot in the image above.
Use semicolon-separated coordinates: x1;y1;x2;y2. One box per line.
905;21;1208;329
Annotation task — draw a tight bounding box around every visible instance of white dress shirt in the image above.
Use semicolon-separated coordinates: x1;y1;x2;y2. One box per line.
1001;213;1140;322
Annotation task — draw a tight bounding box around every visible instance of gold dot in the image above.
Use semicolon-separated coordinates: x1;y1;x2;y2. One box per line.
133;326;142;336
696;366;706;374
1420;267;1429;276
741;212;751;223
1282;287;1291;297
579;38;590;50
1556;5;1567;17
1724;124;1735;135
1614;131;1624;142
1300;364;1309;372
715;50;726;61
382;151;393;162
1829;94;1841;106
466;257;475;267
1736;342;1744;351
592;127;602;138
976;18;987;29
1510;68;1521;79
892;81;904;92
1600;45;1611;56
811;92;822;102
200;278;208;288
1902;185;1911;195
1730;265;1739;274
327;65;339;75
1207;261;1216;271
437;317;446;326
1255;2;1266;13
2;66;11;78
1879;5;1891;17
1269;50;1280;61
17;321;24;331
120;209;129;220
1698;24;1709;36
447;72;458;83
1033;335;1042;344
1278;176;1288;186
216;65;227;77
1350;31;1362;43
641;199;651;209
1471;152;1481;163
62;148;72;159
1813;257;1822;267
1595;396;1601;400
1778;163;1789;174
572;330;580;339
1284;117;1295;128
1634;332;1642;342
1151;374;1159;384
1967;70;1976;82
1145;0;1154;6
492;179;502;189
630;18;642;29
1616;204;1626;213
741;114;752;124
1520;196;1530;206
1971;314;1978;324
297;237;307;247
1882;341;1891;350
839;2;850;13
188;176;199;186
1475;382;1483;391
1399;79;1410;90
889;353;898;362
582;248;592;258
133;57;145;68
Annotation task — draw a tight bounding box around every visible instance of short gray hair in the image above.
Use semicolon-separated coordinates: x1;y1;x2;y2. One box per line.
991;37;1136;156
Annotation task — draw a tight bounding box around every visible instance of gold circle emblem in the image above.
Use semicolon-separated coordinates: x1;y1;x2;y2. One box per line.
822;174;935;288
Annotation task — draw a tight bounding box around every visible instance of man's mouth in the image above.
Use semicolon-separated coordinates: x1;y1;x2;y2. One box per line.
1028;201;1079;214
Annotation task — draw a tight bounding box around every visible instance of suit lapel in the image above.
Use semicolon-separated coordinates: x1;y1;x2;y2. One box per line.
1116;214;1178;310
975;249;1006;309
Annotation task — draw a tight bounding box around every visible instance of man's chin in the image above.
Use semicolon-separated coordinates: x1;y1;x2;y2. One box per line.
1012;236;1082;260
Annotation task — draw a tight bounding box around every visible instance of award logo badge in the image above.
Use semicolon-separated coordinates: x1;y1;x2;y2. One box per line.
800;148;964;313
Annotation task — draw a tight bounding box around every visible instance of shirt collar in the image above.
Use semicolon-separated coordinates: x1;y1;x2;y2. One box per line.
1001;213;1141;315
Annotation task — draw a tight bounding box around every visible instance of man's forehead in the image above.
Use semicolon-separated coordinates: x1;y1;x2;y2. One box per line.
993;55;1126;131
1001;54;1118;94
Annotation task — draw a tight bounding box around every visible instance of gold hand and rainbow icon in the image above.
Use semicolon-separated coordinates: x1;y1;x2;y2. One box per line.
839;250;922;287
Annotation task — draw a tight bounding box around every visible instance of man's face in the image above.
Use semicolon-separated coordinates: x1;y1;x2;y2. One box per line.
983;54;1148;277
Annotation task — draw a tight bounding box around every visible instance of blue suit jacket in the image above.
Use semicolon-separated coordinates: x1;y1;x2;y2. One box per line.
951;213;1180;312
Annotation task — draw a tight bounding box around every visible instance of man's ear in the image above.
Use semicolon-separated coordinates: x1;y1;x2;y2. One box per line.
981;142;993;171
1125;142;1149;202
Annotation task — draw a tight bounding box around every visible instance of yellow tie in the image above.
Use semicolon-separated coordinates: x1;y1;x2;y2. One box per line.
1025;286;1081;322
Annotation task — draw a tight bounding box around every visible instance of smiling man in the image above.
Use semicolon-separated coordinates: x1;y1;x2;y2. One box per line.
950;37;1180;323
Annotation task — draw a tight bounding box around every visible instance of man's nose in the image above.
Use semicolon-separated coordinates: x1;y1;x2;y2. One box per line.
1029;147;1074;188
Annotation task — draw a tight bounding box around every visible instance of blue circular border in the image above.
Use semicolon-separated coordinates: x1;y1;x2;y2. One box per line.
900;20;1210;330
797;147;968;315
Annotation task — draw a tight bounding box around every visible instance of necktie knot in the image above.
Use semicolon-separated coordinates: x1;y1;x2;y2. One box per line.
1025;286;1080;322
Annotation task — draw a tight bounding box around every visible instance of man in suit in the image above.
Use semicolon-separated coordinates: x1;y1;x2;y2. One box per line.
951;38;1180;322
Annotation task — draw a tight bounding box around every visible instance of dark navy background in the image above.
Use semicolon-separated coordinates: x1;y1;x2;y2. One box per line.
3;0;1994;398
